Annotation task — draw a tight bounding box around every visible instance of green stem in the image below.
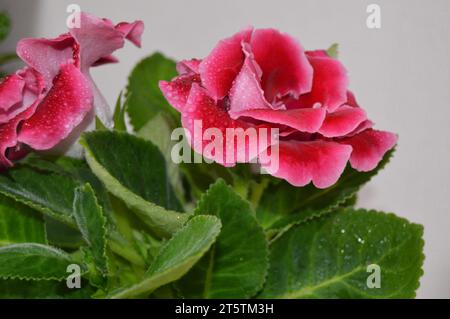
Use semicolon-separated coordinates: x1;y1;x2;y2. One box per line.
0;53;18;65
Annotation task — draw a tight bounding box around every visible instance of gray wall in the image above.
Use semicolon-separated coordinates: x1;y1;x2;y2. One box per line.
1;0;449;298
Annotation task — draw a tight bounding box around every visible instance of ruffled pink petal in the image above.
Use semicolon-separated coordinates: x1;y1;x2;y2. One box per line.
319;105;367;137
346;119;374;137
339;129;397;171
235;107;326;133
0;112;29;167
69;13;143;73
115;20;145;47
228;43;274;118
296;51;348;111
18;64;93;150
176;59;201;75
92;54;119;67
182;84;271;166
262;140;352;188
0;74;24;112
159;73;201;112
199;28;253;100
17;34;75;85
346;90;360;108
250;28;313;102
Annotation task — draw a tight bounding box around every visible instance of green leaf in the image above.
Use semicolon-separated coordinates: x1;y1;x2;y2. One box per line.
257;149;395;235
44;216;83;249
176;180;269;298
259;208;424;298
113;91;127;131
95;116;107;130
137;113;185;202
326;43;339;58
108;215;221;298
0;195;47;246
126;52;178;131
80;131;188;237
0;167;79;226
0;279;95;299
0;12;11;42
0;243;77;280
73;184;109;275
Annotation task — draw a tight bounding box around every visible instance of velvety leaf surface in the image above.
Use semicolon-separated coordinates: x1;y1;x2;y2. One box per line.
127;52;178;130
176;180;269;298
259;208;424;298
0;243;76;280
0;195;47;246
257;149;394;234
108;215;221;298
80;131;187;237
0;167;79;226
73;184;108;275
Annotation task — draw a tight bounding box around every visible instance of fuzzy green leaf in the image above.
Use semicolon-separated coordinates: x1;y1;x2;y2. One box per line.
126;52;178;131
257;149;395;235
108;215;221;298
259;208;424;298
80;131;187;237
73;184;109;275
0;243;77;281
113;91;127;131
0;195;47;246
0;167;79;226
176;180;269;298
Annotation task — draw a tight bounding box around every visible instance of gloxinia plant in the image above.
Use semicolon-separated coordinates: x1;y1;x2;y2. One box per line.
0;16;423;300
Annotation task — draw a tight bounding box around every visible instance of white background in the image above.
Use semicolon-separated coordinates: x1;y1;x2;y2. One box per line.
1;0;449;298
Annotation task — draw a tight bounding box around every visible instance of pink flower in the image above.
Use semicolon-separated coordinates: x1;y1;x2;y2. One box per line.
160;28;397;188
0;12;144;167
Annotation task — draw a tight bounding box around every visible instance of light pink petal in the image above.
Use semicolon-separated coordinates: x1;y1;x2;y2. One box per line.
69;13;143;72
250;28;313;102
199;28;253;100
228;44;274;118
262;140;352;188
17;34;75;85
18;64;93;150
181;84;270;166
115;20;145;47
159;73;201;112
176;59;201;75
319;105;367;137
235;107;326;133
339;129;397;171
296;52;348;111
91;54;119;67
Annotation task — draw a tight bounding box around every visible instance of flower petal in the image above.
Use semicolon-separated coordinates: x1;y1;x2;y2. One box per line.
319;105;367;137
262;140;352;188
235;107;326;133
159;74;201;112
176;59;201;75
181;84;271;166
18;63;93;150
339;129;397;171
17;34;75;85
228;43;274;118
0;74;25;113
250;28;313;102
115;20;145;47
296;51;348;111
199;28;253;100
